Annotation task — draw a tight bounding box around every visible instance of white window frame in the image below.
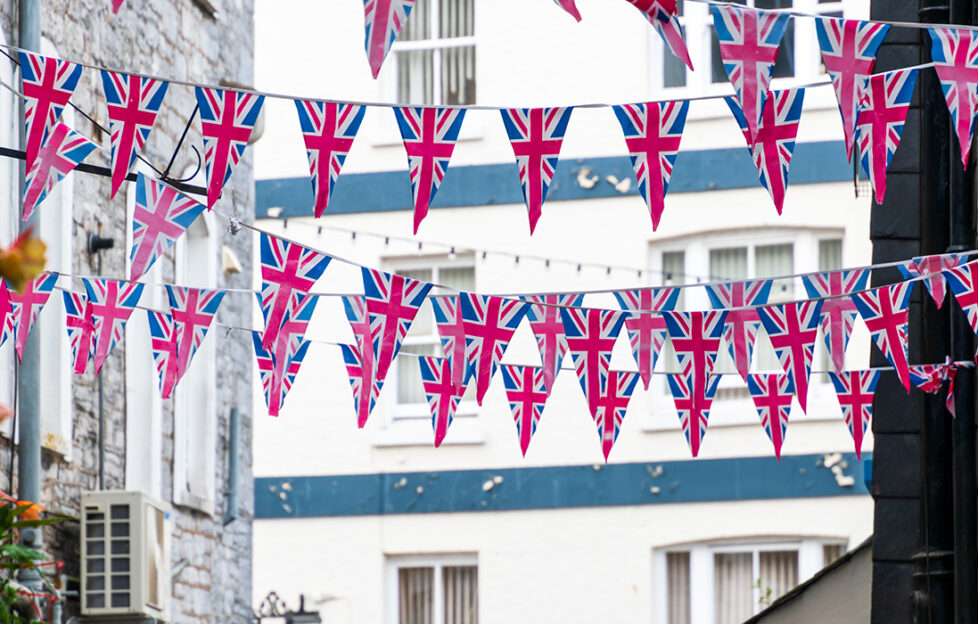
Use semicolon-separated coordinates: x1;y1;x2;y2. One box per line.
385;553;479;624
0;29;17;439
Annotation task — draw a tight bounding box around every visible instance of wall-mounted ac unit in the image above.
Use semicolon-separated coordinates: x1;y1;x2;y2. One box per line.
81;490;172;620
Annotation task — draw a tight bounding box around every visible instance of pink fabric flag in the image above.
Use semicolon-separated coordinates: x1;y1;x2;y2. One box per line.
147;310;180;398
363;0;417;79
757;301;824;414
668;367;722;459
432;295;470;392
23;122;97;222
129;174;207;281
194;87;265;209
747;373;794;460
928;28;978;168
419;355;465;447
910;357;964;417
459;294;530;406
84;278;145;375
253;294;318;417
829;369;880;460
259;233;331;351
613;287;680;390
624;1;693;70
112;0;124;12
362;268;434;383
100;71;168;197
852;282;915;392
802;269;870;374
855;68;919;203
342;295;384;428
945;260;978;337
500;364;550;457
704;279;772;383
522;293;585;392
553;0;581;21
3;273;59;362
294;100;366;219
898;254;966;309
18;51;83;170
166;286;225;383
63;290;95;375
593;368;640;462
561;308;629;417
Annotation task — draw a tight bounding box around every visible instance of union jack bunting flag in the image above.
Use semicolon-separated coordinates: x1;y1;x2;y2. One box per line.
253;331;312;417
928;28;978;167
852;282;915;392
339;343;386;429
460;294;530;406
909;357;963;417
855;68;919;203
613;287;681;390
419;355;465;447
612;101;689;230
63;290;95;375
711;4;790;146
3;272;59;362
704;279;773;382
594;368;640;461
112;0;125;12
554;0;582;21
165;286;226;383
100;70;169;197
194;87;265;209
663;310;728;379
522;293;586;392
432;295;470;392
944;260;978;337
129;173;207;281
147;310;179;398
668;363;723;458
747;373;794;460
294;100;366;219
625;0;694;70
23;122;98;222
500;107;574;234
18;51;83;171
363;0;416;78
362;267;433;383
394;107;466;234
757;301;824;414
814;17;889;160
828;369;880;460
500;364;550;457
260;232;331;351
83;278;145;375
898;253;966;310
561;308;629;417
801;269;870;374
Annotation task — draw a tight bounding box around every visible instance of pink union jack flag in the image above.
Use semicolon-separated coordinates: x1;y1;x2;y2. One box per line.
561;308;629;417
668;364;722;458
909;357;962;417
342;295;383;428
394;107;466;234
815;18;889;160
195;87;265;209
501;107;574;234
553;0;581;21
129;173;206;281
294;100;365;219
253;331;312;418
625;1;693;70
147;310;180;398
852;282;915;392
419;355;465;447
18;51;83;171
929;28;978;168
260;233;331;351
944;259;978;337
522;293;585;393
612;101;688;230
757;301;824;414
63;290;95;375
112;0;124;12
3;272;59;362
363;267;433;383
855;68;919;203
828;369;880;460
613;287;680;390
363;0;416;79
432;295;470;392
594;368;640;462
23;122;97;222
747;373;794;460
100;71;169;198
501;364;550;457
802;269;870;374
460;294;530;406
83;278;145;375
165;286;225;381
711;5;790;146
705;279;772;382
899;253;966;310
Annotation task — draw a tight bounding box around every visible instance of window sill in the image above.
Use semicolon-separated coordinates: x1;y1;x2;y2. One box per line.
371;415;486;447
173;492;215;516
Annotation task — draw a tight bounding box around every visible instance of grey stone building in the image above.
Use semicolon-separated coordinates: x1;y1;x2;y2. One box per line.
0;1;256;621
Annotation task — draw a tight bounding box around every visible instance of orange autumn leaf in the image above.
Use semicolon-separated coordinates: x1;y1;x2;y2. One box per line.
0;228;46;293
16;500;44;521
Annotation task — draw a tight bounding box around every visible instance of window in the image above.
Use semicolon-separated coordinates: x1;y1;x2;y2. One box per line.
391;0;476;105
387;555;478;624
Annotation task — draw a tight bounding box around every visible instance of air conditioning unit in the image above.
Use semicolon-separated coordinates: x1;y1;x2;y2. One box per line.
81;490;172;620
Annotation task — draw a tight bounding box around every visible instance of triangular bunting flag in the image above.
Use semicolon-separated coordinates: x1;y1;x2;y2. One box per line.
259;233;331;351
553;0;581;21
757;301;824;413
63;290;95;375
459;294;530;406
855;67;918;203
83;278;145;375
342;295;384;428
625;0;694;70
814;17;889;160
500;364;550;457
594;368;640;462
500;107;573;234
561;308;629;417
909;357;962;417
253;293;319;416
23;122;97;222
522;293;585;393
3;272;59;362
147;310;180;399
746;373;794;460
432;295;470;392
294;100;365;219
364;0;417;79
613;287;680;390
928;28;978;168
394;107;466;234
361;267;433;383
852;282;914;392
828;369;880;460
166;286;225;381
898;254;966;309
612;101;688;230
194;87;265;209
945;260;978;337
711;4;790;146
112;0;125;12
419;355;464;447
100;70;169;197
705;279;772;382
129;173;207;281
18;51;83;170
802;269;870;374
668;369;722;459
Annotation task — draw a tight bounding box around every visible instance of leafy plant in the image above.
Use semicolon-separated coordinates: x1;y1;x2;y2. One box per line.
754;578;774;608
0;495;66;623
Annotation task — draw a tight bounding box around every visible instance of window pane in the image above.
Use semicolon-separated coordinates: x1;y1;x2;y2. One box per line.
710;27;728;84
823;543;845;566
398;49;434;105
664;50;687;88
818;239;843;272
756;243;793;300
398;344;435;404
440;0;474;38
772;20;795;78
401;0;431;41
442;45;476;105
399;567;434;624
710;247;748;281
400;269;435;337
662;251;686;310
440;266;475;291
667;552;691;624
443;565;478;624
714;553;754;624
759;550;798;605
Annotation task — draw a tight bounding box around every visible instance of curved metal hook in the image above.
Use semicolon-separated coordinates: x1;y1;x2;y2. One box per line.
170;146;203;183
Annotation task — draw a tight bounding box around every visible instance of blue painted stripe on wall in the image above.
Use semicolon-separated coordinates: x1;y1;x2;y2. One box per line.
254;452;871;519
255;140;850;219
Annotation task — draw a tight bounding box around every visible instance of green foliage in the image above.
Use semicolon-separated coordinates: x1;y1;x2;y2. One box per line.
0;497;67;624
